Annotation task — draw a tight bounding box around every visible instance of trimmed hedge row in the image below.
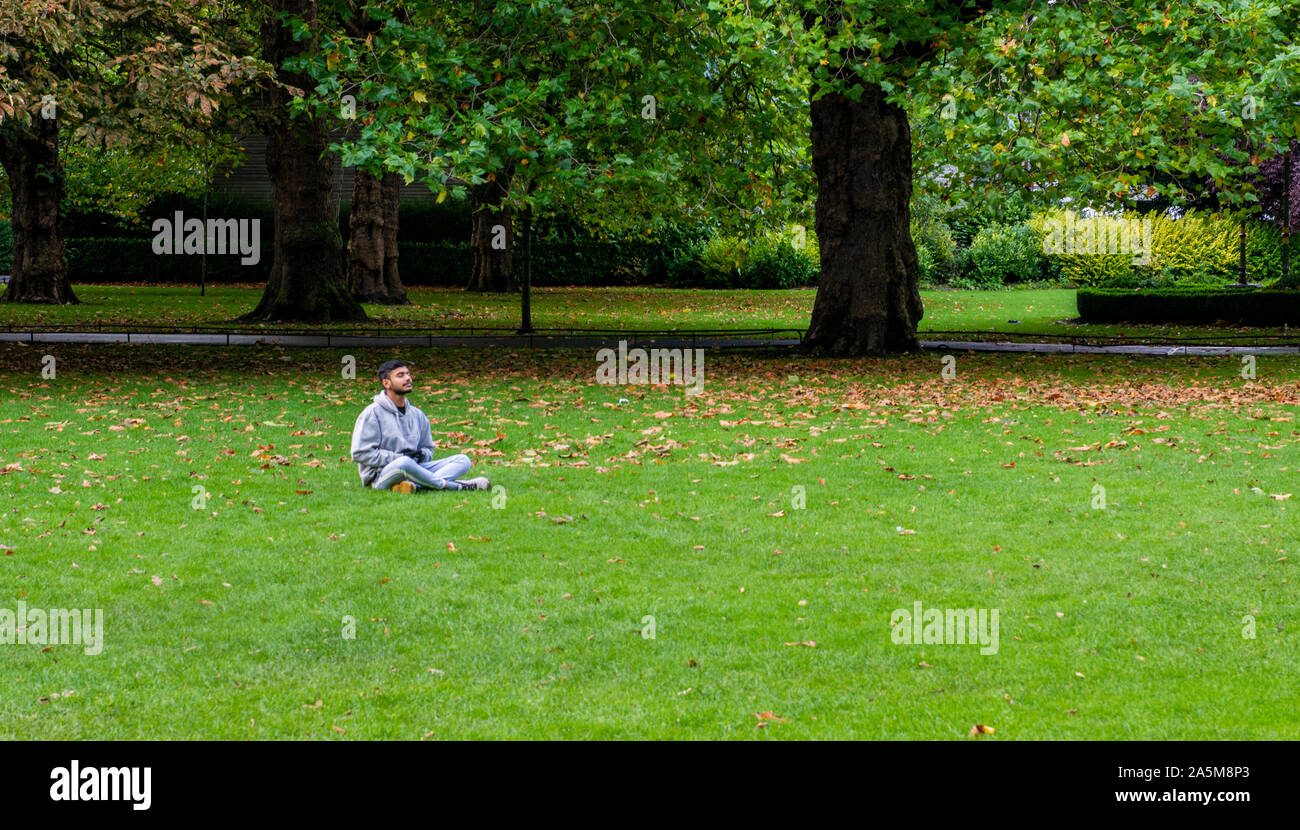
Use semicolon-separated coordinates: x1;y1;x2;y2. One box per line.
1077;288;1300;325
2;210;809;289
403;236;687;287
1;205;710;286
63;237;273;283
48;236;688;287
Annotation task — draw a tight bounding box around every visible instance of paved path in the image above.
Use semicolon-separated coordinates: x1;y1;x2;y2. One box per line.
922;338;1298;355
0;329;1294;355
0;331;803;349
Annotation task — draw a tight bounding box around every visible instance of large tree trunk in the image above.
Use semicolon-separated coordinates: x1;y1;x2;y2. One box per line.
347;169;407;304
467;167;514;292
379;172;404;302
0;116;77;305
242;0;366;322
801;79;922;355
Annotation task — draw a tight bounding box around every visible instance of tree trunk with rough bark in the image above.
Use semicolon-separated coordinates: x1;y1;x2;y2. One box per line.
467;167;514;292
347;169;407;304
801;77;922;355
242;0;366;322
0;115;77;305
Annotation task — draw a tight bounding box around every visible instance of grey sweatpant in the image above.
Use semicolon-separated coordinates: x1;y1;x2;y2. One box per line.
370;453;473;491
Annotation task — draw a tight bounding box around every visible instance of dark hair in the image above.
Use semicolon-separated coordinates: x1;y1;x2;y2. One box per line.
377;360;409;382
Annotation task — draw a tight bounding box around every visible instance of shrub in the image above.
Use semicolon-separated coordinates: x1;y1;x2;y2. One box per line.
746;237;819;288
916;243;937;285
663;246;705;288
804;228;821;271
1243;220;1287;285
643;222;712;283
1029;208;1288;288
664;225;821;290
1028;209;1133;287
699;235;751;287
960;222;1042;287
1148;211;1236;282
1077;287;1300;325
666;234;746;288
911;216;958;284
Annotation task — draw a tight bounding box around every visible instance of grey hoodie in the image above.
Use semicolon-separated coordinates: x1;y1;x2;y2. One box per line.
350;391;437;486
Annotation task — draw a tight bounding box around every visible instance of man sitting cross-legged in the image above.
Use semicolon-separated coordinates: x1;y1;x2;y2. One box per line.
350;359;490;493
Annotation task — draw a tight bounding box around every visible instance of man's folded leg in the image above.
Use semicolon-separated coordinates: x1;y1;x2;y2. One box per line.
419;453;490;490
370;456;451;490
418;457;488;491
372;455;486;491
421;453;471;480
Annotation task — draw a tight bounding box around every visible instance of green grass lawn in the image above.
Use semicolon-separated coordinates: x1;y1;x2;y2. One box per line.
2;284;1296;342
1;344;1297;738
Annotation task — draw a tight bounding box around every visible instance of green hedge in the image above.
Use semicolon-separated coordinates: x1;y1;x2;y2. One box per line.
398;241;473;286
44;234;701;287
1077;287;1300;325
7;194;708;286
63;237;274;283
2;212;804;289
